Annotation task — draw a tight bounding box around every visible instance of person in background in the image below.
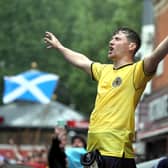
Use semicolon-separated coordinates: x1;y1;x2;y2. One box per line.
155;157;168;168
65;135;87;168
8;138;24;164
47;127;67;168
71;135;87;149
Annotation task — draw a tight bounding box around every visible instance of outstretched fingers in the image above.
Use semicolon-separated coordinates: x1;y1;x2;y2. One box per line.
44;31;62;49
44;32;53;48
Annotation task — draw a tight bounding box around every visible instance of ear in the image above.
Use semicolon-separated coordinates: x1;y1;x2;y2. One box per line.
129;42;136;53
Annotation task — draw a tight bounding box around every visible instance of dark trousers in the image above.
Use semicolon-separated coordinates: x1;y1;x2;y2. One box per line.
102;156;137;168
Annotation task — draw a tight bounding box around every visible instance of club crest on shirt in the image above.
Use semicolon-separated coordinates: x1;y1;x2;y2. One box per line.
112;77;122;87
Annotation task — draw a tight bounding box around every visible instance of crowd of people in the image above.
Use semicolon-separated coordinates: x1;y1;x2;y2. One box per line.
0;130;87;168
0;138;48;168
48;126;86;168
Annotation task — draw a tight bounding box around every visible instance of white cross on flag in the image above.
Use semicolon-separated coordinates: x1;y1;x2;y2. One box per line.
3;70;59;104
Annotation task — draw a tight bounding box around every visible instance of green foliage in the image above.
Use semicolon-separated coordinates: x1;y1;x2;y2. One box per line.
0;0;142;116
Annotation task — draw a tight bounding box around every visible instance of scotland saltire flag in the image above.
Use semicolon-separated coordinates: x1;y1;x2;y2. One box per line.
3;70;59;104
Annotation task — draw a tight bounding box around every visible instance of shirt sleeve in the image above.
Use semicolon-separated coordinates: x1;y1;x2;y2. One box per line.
91;62;105;81
133;60;154;90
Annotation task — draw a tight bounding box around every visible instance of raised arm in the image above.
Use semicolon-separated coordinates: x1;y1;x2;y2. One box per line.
44;32;93;75
144;36;168;74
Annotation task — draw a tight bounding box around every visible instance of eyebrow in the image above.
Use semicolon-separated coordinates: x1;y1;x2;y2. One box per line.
111;34;122;40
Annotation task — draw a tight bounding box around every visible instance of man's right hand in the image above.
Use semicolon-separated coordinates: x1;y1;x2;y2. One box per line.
44;31;92;75
44;31;63;49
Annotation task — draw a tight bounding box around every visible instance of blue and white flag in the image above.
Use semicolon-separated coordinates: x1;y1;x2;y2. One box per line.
3;70;59;104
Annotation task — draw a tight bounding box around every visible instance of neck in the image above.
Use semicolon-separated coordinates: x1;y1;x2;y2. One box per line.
113;58;134;69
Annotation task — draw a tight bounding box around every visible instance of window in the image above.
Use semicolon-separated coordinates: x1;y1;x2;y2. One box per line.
149;94;168;121
156;60;164;76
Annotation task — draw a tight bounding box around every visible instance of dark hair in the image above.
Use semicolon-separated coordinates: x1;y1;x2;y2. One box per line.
113;27;141;54
71;135;86;149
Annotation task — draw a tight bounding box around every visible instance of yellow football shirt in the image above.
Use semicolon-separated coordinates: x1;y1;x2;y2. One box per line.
87;60;153;158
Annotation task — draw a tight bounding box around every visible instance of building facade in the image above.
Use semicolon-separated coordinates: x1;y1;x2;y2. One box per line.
136;0;168;162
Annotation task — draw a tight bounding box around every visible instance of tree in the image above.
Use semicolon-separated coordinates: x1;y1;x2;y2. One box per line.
0;0;142;116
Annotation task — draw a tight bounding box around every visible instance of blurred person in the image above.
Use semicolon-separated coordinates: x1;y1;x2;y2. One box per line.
47;127;67;168
7;137;24;164
65;135;87;168
44;27;168;168
155;157;168;168
25;151;47;168
71;135;87;149
0;155;8;167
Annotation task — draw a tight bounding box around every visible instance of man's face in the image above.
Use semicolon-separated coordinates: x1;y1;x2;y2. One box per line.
108;31;131;60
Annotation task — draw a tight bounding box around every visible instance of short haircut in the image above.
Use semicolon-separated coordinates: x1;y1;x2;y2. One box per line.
71;135;86;149
113;27;141;54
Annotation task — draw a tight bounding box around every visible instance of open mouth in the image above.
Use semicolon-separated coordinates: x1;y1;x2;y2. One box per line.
108;46;114;54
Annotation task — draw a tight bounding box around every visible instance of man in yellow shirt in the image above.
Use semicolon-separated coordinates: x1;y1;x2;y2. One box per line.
44;27;168;168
